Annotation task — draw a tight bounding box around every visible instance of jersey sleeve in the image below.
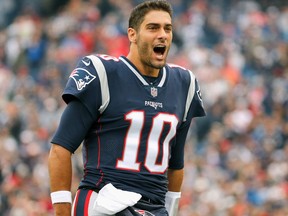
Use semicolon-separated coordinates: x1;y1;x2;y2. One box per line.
169;77;206;169
51;99;95;153
62;56;103;119
188;79;206;118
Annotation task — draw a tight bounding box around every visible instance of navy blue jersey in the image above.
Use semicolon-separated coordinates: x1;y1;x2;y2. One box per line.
51;54;205;205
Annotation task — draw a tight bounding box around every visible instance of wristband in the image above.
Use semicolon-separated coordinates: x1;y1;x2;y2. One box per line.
50;191;72;204
165;191;181;216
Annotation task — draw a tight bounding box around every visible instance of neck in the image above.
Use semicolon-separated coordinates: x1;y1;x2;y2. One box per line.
126;52;160;77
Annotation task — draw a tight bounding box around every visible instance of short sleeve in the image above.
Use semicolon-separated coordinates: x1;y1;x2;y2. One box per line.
62;56;103;119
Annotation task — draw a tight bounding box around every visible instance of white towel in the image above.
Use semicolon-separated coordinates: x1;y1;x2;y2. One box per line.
92;183;142;215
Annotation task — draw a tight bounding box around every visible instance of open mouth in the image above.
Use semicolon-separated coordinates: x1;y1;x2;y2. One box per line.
153;45;166;56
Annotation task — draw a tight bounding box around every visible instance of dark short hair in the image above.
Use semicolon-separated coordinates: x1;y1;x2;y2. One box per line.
128;0;173;31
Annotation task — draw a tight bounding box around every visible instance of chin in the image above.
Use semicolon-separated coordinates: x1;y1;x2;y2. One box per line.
151;63;165;69
157;61;166;69
152;59;166;68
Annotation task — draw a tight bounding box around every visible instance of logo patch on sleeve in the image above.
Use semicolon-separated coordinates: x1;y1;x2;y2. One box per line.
69;68;96;90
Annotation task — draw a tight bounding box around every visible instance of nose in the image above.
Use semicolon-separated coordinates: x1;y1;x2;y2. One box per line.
157;27;169;40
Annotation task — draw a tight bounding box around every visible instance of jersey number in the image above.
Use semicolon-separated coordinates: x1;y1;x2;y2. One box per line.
116;111;178;173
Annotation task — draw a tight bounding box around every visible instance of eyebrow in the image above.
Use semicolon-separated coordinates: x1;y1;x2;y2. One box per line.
146;23;173;27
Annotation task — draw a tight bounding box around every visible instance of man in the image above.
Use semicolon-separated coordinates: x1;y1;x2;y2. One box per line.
48;1;205;215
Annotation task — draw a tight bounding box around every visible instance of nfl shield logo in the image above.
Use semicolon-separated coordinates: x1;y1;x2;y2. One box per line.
150;87;158;97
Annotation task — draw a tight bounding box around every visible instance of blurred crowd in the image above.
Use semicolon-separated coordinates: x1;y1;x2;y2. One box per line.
0;0;287;215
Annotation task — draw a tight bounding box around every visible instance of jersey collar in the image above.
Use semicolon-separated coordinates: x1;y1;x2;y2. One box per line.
119;56;166;87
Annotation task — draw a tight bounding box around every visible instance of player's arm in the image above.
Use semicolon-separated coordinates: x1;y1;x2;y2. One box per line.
48;144;72;216
165;121;188;216
165;168;183;216
48;99;95;215
167;168;184;192
165;77;206;215
165;137;186;216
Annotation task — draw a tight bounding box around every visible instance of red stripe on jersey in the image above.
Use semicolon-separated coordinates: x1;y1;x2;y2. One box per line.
73;190;80;216
84;190;93;216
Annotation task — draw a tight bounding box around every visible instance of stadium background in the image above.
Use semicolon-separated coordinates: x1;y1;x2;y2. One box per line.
0;0;287;215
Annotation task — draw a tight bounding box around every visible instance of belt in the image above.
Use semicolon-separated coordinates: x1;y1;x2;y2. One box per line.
140;196;161;205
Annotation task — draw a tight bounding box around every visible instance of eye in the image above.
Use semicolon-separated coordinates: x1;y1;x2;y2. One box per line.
148;26;158;30
165;26;173;32
147;24;160;30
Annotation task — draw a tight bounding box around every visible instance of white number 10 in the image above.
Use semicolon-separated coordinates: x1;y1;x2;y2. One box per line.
116;111;178;173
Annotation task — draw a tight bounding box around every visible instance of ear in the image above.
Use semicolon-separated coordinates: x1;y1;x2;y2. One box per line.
127;28;137;43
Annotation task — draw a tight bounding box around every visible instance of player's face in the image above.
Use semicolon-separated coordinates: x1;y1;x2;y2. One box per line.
136;10;173;70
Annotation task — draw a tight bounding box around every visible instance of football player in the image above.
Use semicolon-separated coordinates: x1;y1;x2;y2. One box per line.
48;1;206;215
